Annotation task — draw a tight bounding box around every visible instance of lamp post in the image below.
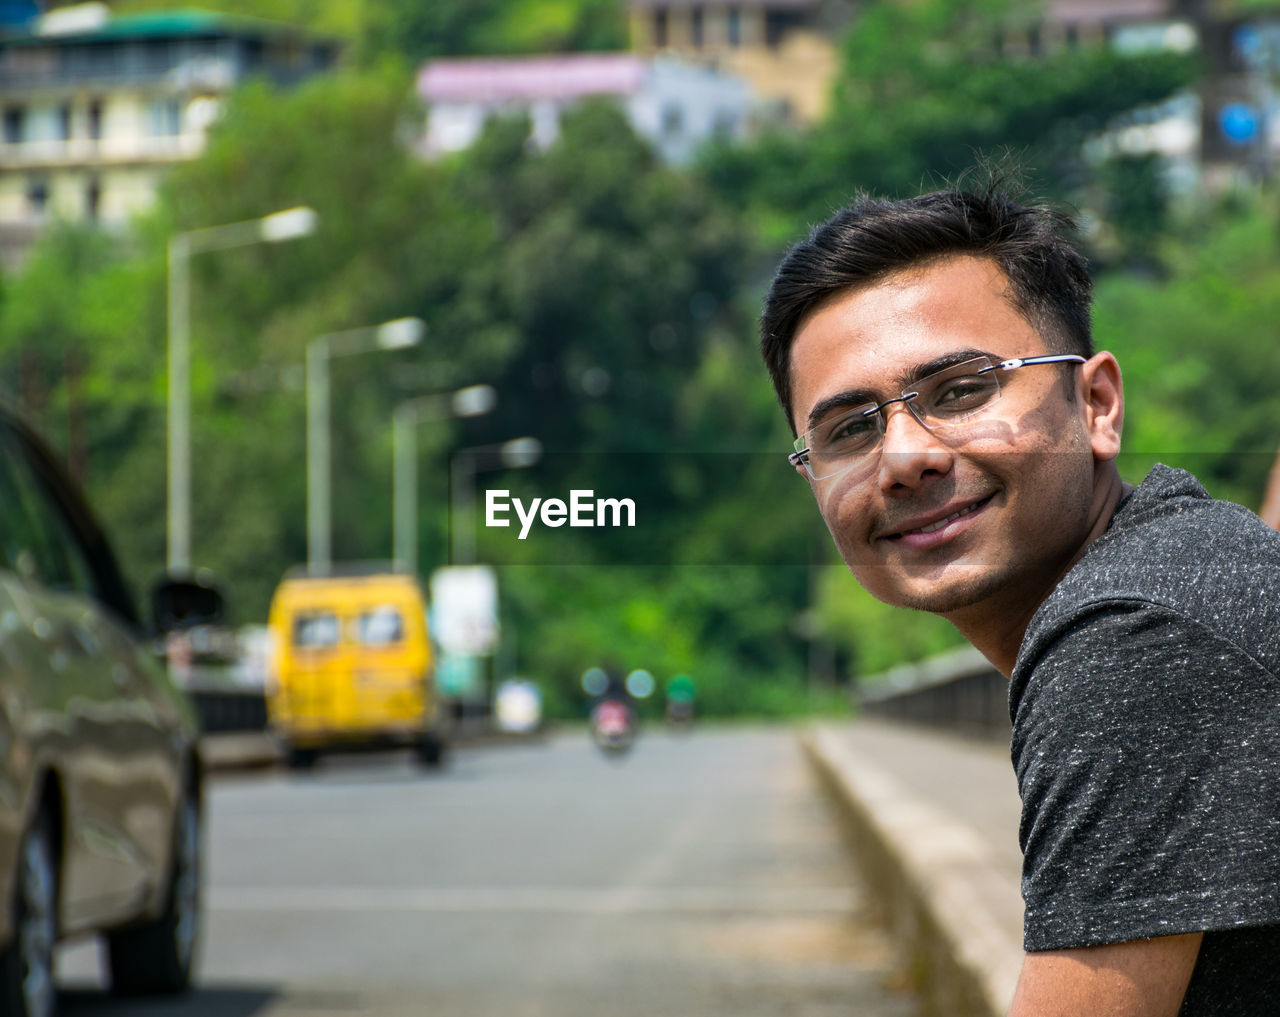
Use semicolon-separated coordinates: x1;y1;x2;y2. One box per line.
167;206;318;573
307;317;425;575
449;437;543;566
393;384;497;576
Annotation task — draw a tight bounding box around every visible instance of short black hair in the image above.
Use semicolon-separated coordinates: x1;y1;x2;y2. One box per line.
760;187;1094;431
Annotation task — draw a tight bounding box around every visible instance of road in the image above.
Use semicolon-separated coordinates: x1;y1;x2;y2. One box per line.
56;726;920;1017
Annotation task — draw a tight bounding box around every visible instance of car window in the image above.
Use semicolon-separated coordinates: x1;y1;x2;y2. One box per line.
293;611;339;648
0;429;96;599
355;606;404;647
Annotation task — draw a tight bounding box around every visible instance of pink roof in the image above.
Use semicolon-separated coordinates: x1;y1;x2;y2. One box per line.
419;54;648;104
1048;0;1172;23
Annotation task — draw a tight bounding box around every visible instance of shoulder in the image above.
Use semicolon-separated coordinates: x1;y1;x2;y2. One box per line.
1016;465;1280;688
1012;597;1280;950
1011;599;1273;765
1010;469;1280;951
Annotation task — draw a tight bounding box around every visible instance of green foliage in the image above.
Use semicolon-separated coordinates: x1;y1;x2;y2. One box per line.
0;223;167;594
701;0;1197;247
453;100;750;459
1093;153;1170;262
500;564;824;720
116;0;628;60
1094;194;1280;509
812;566;967;679
113;0;363;37
360;0;626;62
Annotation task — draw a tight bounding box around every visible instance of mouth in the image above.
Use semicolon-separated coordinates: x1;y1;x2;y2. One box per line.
882;494;995;544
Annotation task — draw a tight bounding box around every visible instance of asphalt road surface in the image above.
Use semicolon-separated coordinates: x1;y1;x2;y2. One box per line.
57;726;920;1017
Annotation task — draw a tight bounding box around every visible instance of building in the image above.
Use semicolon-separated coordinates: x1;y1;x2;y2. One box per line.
0;3;341;270
994;0;1182;52
1030;2;1280;189
624;0;842;124
418;51;754;165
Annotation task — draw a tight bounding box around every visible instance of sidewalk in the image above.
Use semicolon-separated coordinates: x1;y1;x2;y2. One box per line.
200;730;281;772
801;719;1025;1017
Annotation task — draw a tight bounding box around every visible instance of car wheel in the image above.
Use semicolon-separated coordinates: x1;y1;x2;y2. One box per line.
285;746;319;770
0;809;59;1017
414;732;446;768
107;791;199;995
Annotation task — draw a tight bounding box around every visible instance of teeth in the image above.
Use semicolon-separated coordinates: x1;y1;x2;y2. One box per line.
911;503;978;535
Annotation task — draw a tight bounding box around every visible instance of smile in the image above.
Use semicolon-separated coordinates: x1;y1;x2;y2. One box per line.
907;501;984;535
885;494;995;542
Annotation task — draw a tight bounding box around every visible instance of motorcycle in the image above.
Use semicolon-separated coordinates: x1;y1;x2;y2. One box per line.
590;696;637;756
665;696;695;732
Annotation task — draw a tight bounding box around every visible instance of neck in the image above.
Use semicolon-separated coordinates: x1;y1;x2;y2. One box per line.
949;463;1132;677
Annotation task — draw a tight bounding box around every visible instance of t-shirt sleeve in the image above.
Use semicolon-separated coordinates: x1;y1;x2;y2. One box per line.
1012;599;1280;952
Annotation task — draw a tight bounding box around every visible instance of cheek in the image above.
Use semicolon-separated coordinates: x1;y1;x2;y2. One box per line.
816;486;876;566
815;477;866;534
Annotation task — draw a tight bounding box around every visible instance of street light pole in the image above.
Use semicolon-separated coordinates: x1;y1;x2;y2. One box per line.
306;337;331;577
392;385;496;576
449;437;542;566
166;206;318;573
306;317;425;575
167;234;191;575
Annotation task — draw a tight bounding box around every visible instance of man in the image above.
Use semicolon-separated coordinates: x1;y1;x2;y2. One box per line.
760;187;1280;1015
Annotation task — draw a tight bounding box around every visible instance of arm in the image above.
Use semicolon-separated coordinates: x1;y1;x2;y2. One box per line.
1260;444;1280;529
1009;933;1203;1017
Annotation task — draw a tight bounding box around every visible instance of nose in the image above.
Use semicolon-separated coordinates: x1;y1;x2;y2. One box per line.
875;401;954;493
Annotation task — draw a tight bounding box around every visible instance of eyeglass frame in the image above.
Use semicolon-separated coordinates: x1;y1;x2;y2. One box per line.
788;353;1087;480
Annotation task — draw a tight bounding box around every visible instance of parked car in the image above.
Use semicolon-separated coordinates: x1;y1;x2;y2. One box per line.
0;406;220;1017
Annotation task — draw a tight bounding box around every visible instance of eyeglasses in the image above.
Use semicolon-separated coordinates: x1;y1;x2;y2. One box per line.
789;354;1086;482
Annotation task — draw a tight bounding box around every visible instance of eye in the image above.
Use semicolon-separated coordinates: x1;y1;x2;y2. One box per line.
930;375;998;414
818;408;879;450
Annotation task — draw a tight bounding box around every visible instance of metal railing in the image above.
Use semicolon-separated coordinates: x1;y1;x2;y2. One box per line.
857;644;1011;739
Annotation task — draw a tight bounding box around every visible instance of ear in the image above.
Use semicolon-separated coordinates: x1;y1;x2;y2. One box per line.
1080;351;1124;462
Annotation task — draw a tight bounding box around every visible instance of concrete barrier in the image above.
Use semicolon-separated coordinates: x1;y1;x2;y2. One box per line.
801;724;1022;1017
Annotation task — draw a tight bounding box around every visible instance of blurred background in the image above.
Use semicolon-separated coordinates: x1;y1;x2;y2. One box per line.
2;0;1279;719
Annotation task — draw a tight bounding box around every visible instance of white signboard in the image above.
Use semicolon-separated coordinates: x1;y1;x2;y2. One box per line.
430;565;499;655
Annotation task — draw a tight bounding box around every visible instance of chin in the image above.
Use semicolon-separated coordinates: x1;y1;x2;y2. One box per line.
858;568;1003;616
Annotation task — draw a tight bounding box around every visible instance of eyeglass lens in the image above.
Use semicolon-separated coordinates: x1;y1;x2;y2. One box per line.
798;356;1001;480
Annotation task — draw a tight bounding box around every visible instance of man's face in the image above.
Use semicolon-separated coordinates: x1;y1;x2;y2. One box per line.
788;256;1103;622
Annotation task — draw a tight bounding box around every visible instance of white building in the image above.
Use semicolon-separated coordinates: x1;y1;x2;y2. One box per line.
0;3;341;270
417;51;754;165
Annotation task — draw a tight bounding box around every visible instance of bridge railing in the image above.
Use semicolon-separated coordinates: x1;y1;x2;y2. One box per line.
857;645;1010;740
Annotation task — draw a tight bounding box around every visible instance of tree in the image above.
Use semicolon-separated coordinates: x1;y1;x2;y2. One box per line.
430;102;831;713
701;0;1197;248
360;0;626;62
1093;193;1280;510
0;223;168;595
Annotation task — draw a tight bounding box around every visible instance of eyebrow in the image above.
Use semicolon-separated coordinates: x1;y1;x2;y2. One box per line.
802;347;994;434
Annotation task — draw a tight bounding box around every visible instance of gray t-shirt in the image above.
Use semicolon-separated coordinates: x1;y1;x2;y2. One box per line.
1010;464;1280;1014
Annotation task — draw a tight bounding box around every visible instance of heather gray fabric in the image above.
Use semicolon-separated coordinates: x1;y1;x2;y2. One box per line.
1010;464;1280;1014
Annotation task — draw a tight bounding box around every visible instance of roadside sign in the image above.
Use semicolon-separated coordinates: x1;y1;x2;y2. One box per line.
436;652;483;697
430;565;498;655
